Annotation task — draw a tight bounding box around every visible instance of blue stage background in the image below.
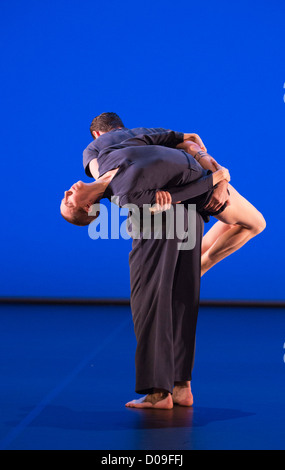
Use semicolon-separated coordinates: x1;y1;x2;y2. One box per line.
0;0;284;301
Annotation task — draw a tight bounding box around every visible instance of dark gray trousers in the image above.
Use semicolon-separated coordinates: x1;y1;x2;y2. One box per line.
128;204;204;394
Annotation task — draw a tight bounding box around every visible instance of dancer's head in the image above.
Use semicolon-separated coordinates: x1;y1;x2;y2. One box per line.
90;112;124;139
60;180;102;226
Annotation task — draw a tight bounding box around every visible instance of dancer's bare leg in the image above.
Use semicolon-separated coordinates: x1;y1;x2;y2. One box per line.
125;389;173;409
202;221;234;256
201;184;266;276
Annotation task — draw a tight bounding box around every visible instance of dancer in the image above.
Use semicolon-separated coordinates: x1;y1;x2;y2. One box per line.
60;113;265;409
62;118;216;409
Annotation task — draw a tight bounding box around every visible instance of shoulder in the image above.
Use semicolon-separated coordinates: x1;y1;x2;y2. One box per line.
83;141;99;176
84;139;99;153
130;127;168;134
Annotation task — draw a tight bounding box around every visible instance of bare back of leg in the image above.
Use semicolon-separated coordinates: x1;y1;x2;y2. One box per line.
201;184;266;275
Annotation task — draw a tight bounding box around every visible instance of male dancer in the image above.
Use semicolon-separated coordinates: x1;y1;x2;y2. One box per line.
61;113;265;409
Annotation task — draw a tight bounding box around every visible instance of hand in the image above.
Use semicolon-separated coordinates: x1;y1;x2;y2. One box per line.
220;167;231;182
177;140;202;157
212;167;231;186
184;133;207;152
150;190;172;213
204;180;230;213
207;156;220;170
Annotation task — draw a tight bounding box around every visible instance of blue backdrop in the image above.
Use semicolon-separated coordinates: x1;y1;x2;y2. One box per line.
1;0;284;301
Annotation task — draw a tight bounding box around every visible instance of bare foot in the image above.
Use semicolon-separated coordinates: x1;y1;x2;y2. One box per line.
173;381;193;407
125;392;173;409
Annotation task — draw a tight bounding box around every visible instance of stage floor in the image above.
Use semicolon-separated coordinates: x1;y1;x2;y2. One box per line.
0;304;284;450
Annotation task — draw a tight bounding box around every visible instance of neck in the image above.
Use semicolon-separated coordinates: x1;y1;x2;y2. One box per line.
88;176;112;203
89;181;107;201
87;168;118;203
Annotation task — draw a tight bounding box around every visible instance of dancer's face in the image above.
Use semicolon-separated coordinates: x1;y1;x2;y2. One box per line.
62;181;93;212
60;174;114;224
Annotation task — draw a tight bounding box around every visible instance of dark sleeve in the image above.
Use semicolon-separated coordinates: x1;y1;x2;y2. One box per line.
125;130;184;148
119;173;213;208
83;143;99;177
167;172;213;203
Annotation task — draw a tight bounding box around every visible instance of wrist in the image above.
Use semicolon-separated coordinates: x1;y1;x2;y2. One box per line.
217;179;228;187
193;150;208;162
213;169;228;186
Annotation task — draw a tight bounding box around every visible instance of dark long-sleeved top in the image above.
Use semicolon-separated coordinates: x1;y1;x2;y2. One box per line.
83;127;214;208
83;127;184;177
104;145;213;208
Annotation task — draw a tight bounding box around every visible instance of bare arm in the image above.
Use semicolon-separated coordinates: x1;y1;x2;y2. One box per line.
89;159;100;180
177;140;221;171
177;140;230;211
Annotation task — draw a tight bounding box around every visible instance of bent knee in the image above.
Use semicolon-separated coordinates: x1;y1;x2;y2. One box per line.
251;212;266;235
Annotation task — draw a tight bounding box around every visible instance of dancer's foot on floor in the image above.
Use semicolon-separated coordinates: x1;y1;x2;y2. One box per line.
173;381;193;407
125;391;173;409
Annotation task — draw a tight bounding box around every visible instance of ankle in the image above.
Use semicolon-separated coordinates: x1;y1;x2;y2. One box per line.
147;391;169;404
174;381;190;389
